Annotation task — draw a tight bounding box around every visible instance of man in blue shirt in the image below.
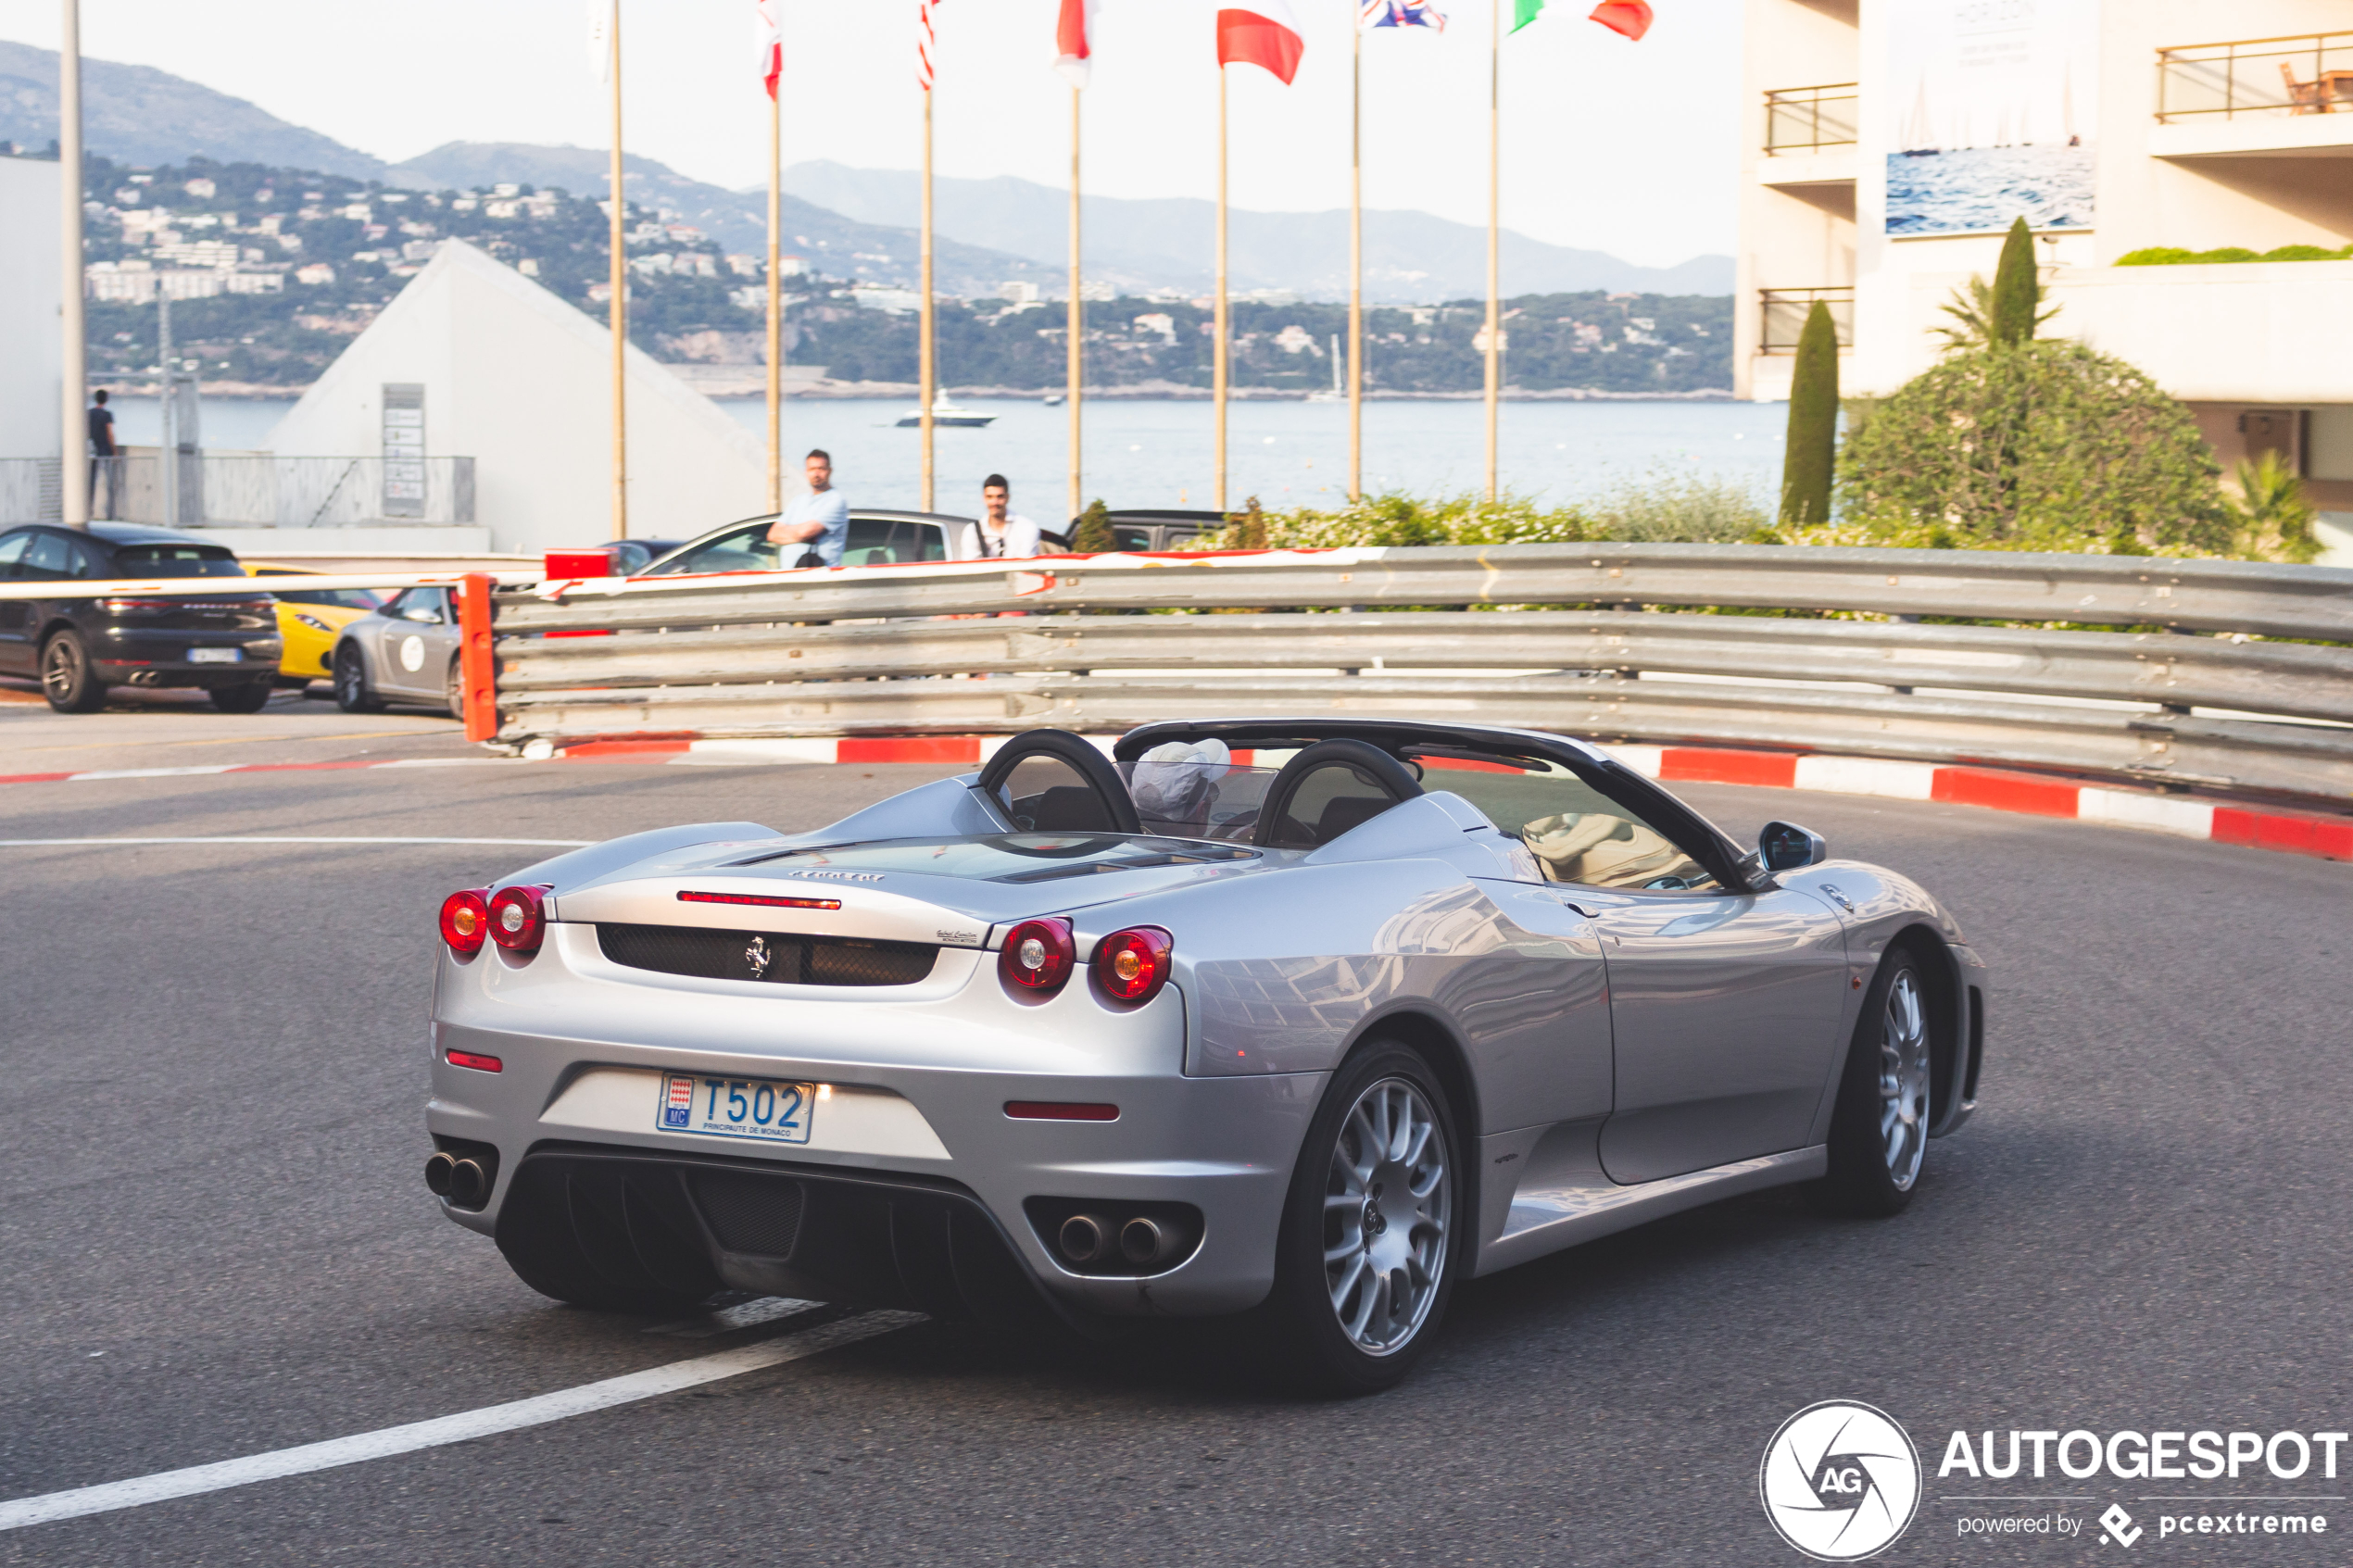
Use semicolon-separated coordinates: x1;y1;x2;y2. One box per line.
767;448;850;567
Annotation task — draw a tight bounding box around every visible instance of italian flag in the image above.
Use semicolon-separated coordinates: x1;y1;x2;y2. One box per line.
1514;0;1655;40
1217;0;1305;85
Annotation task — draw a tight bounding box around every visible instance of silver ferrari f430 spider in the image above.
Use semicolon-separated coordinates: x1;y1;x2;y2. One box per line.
427;720;1986;1391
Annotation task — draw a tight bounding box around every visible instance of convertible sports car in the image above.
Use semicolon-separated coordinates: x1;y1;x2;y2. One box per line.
428;720;1986;1392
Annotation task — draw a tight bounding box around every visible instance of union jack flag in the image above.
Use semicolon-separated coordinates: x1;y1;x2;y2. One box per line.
1361;0;1446;28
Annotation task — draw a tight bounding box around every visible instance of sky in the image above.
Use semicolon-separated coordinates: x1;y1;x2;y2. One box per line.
0;0;1743;267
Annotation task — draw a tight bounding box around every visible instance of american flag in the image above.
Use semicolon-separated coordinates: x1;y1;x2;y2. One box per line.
1361;0;1446;28
917;0;943;91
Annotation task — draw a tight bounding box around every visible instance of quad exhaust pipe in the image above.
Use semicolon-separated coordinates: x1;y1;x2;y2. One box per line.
1048;1207;1195;1273
425;1149;493;1209
1118;1216;1181;1269
1057;1212;1116;1265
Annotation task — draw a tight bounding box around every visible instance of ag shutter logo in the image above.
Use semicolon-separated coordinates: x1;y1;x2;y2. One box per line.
1761;1400;1923;1561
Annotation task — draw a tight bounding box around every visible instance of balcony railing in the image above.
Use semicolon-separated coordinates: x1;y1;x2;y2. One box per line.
2158;31;2353;120
1765;83;1858;153
1;456;476;528
1758;288;1853;355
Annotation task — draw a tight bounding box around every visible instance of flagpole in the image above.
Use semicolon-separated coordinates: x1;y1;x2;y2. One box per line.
1348;21;1363;503
919;87;937;513
1483;0;1499;504
1214;65;1228;516
608;0;628;541
58;0;87;529
764;79;782;515
1067;84;1082;524
767;82;786;512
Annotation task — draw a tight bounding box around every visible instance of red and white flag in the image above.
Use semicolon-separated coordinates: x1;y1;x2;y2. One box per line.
1055;0;1101;88
1217;0;1304;85
917;0;943;91
754;0;782;98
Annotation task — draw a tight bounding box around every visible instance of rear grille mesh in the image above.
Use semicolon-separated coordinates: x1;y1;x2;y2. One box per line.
596;922;937;986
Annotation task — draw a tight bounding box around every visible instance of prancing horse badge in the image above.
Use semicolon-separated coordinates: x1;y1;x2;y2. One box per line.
743;936;773;980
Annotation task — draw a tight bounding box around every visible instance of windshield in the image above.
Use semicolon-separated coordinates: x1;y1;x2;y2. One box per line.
267;586;385;610
743;834;1257;883
1116;758;1282;841
114;545;245;578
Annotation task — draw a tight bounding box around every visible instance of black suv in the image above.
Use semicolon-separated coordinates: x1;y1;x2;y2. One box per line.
0;522;283;713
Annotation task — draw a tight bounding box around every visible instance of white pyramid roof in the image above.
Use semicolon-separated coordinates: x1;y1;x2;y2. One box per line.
267;239;778;554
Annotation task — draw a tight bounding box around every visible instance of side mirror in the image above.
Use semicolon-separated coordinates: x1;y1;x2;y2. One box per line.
1758;820;1828;872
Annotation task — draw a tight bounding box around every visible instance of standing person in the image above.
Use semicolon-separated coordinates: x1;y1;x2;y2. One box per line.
86;389;120;521
969;472;1042;559
766;448;849;567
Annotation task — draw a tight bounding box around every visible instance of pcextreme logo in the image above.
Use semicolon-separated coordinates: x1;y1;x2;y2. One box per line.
1760;1401;1924;1562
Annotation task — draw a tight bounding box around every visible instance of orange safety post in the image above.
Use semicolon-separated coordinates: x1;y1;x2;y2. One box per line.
459;572;500;744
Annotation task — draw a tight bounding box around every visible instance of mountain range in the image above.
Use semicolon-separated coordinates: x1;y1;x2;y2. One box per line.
0;40;1730;302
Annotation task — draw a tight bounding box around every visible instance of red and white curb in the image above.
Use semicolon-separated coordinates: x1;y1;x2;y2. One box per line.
3;736;2345;864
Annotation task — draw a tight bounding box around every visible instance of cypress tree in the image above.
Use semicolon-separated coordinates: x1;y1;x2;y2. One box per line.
1072;497;1115;552
1780;300;1838;527
1991;216;2038;346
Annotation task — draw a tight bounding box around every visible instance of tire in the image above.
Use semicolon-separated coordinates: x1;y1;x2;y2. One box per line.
1811;948;1934;1218
1251;1040;1463;1395
39;631;106;713
444;657;466;721
497;1241;709;1317
333;643;384;713
209;679;273;714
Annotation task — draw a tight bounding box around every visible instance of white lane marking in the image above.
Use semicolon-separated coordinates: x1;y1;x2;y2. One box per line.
0;836;596;847
64;766;241;781
647;1296;825;1338
0;1311;922;1533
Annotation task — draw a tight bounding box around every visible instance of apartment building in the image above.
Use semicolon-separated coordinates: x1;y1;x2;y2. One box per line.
1736;1;2353;516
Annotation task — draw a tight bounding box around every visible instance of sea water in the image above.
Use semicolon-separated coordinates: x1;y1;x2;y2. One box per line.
99;395;1792;523
714;397;1790;519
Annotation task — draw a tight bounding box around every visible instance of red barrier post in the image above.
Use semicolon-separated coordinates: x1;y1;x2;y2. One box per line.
459;571;499;744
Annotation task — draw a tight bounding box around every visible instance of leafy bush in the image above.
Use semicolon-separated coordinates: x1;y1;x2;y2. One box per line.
2116;244;2351;266
1186;471;1769;551
1823;339;2233;555
2232;451;2320;564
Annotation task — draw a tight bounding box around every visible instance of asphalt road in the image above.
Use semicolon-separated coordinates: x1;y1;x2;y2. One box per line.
1;759;2347;1567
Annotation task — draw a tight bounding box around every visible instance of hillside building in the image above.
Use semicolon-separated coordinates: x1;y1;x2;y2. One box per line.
1737;1;2353;542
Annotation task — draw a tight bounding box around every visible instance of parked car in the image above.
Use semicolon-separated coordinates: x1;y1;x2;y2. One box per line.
598;539;689;576
245;562;386;690
425;718;1985;1392
0;521;282;713
638;509;1067;576
1073;509;1227;553
331;583;465;718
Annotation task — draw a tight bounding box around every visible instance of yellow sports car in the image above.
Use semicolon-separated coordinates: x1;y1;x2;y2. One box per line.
245;563;387;689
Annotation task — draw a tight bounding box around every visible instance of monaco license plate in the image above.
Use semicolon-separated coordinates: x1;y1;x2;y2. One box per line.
657;1073;815;1144
188;647;243;664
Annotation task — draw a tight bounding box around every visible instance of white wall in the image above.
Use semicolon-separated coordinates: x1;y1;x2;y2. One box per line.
0;157;63;459
267;240;778;556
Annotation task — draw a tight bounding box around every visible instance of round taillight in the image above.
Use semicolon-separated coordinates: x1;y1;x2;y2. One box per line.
1091;926;1174;1005
439;888;489;956
487;884;547;953
999;917;1075;991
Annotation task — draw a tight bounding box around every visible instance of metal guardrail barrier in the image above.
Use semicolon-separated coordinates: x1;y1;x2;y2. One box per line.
479;546;2353;804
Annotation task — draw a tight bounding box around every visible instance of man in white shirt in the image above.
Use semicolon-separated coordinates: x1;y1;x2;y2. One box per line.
969;473;1042;559
767;449;851;566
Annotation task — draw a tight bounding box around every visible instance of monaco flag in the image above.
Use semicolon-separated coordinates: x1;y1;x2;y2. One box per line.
755;0;782;98
1217;0;1304;85
1055;0;1100;88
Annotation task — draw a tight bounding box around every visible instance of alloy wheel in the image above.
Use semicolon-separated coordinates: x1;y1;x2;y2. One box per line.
1878;968;1931;1191
1321;1076;1450;1356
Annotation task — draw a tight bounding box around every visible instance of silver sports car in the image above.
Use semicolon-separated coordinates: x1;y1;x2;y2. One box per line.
427;720;1986;1392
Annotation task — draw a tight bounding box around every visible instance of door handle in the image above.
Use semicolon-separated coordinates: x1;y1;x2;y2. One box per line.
1558;898;1597;918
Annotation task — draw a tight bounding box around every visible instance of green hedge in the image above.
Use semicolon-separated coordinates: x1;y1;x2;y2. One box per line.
2116;244;2353;267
